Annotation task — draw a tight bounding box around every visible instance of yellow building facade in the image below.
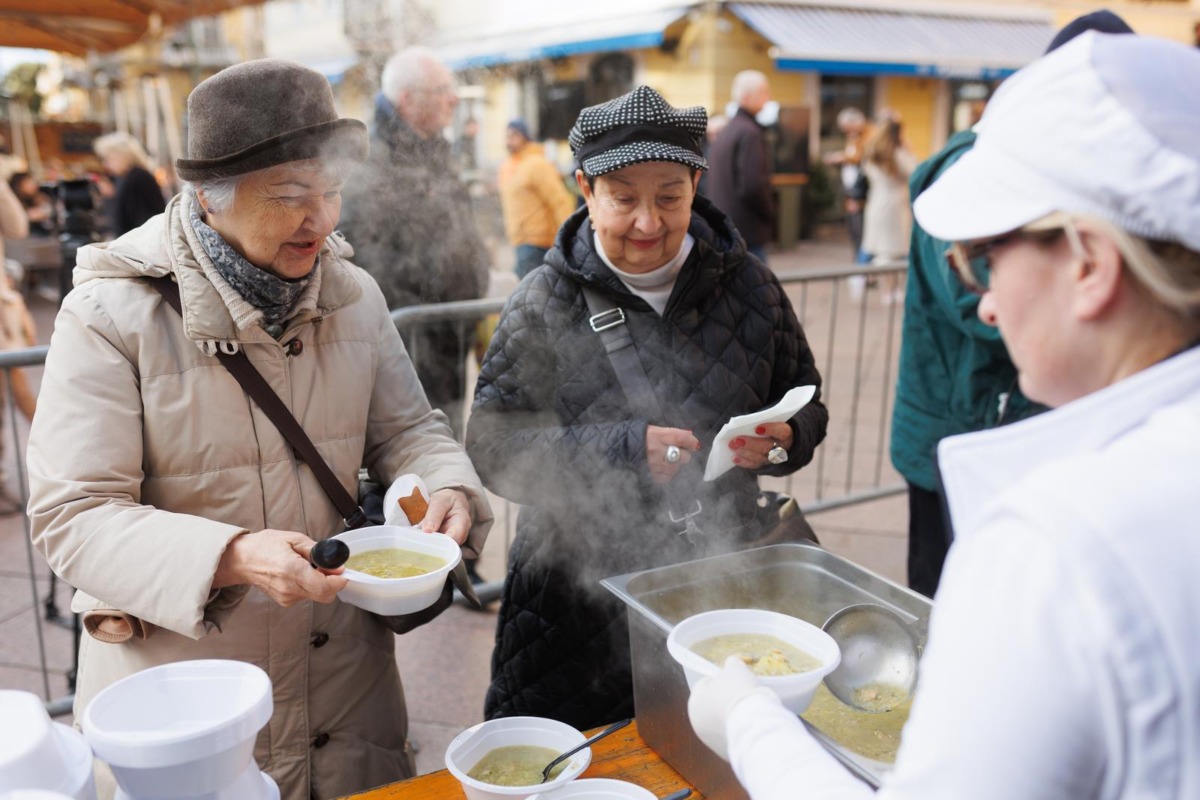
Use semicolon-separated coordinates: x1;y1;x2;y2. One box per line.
442;0;1199;172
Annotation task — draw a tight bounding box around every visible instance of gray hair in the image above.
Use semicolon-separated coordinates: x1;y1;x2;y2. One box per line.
190;159;337;215
381;47;441;102
190;175;244;214
94;131;153;171
731;70;769;106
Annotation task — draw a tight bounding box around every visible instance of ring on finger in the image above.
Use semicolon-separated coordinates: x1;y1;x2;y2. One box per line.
767;443;789;465
665;444;682;464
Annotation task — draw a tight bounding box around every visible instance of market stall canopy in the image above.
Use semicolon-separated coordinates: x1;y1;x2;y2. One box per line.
439;6;690;70
0;0;268;56
730;2;1056;79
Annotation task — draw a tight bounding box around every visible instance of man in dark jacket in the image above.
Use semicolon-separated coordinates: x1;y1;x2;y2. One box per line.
708;70;775;263
340;47;489;441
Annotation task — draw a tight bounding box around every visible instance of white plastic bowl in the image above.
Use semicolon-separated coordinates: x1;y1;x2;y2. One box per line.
444;716;590;800
332;525;462;615
666;608;841;713
0;691;96;800
81;660;272;799
527;778;656;800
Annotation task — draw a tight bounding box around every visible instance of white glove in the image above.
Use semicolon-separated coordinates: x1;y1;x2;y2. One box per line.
687;655;781;760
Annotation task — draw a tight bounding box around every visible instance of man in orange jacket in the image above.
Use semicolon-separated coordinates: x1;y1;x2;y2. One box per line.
498;119;576;278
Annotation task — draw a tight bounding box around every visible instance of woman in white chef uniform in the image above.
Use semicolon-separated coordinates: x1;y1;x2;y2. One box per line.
687;32;1200;800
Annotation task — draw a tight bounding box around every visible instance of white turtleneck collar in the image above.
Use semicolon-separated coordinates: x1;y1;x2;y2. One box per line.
594;231;695;316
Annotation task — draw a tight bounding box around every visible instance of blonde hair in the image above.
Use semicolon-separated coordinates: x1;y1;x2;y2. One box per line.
1035;211;1200;324
864;118;903;179
93;132;153;172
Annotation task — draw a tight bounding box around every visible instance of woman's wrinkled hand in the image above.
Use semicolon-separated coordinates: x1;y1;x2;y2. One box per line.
646;426;702;485
213;529;348;607
730;421;794;470
420;488;473;545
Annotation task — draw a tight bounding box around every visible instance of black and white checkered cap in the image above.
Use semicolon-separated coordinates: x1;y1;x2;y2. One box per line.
569;86;708;177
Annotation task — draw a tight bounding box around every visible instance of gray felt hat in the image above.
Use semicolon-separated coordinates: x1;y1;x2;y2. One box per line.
176;59;368;181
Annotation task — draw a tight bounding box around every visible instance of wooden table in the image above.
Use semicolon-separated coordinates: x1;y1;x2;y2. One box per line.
343;721;702;799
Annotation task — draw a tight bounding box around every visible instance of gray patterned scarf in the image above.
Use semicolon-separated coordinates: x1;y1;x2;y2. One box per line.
189;203;313;331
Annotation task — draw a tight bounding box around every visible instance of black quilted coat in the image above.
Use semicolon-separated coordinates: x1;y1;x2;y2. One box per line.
466;195;828;730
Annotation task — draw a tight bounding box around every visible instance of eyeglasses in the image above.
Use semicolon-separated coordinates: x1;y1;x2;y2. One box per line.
945;235;1019;294
944;222;1080;295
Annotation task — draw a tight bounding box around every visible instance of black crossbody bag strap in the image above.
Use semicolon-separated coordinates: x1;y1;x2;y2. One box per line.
151;277;368;529
579;285;664;421
579;284;704;531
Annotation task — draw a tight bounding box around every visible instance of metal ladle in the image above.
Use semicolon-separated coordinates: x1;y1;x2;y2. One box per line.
821;604;925;713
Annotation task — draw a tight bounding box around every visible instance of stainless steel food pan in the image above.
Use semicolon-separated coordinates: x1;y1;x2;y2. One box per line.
602;543;932;796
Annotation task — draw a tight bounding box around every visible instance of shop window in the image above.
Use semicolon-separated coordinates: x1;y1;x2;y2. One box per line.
537;80;586;141
819;75;873;155
587;53;634;105
948;80;998;134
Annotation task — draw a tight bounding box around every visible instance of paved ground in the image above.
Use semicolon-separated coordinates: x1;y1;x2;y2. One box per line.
0;226;913;779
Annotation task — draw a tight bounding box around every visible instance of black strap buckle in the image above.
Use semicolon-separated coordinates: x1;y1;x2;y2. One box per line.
344;507;369;530
668;500;703;524
589;308;626;332
669;500;704;545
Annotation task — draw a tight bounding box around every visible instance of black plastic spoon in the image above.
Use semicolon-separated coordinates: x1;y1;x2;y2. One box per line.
540;717;632;783
310;539;350;571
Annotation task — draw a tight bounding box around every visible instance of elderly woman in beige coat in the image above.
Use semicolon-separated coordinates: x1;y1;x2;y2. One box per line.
27;60;492;800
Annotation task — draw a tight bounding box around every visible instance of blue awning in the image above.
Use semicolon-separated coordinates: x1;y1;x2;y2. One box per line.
439;8;689;70
730;3;1055;79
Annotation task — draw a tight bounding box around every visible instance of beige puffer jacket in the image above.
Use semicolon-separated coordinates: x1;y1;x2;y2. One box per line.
27;193;492;800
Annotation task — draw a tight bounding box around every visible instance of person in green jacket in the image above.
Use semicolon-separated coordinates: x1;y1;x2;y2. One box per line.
890;128;1043;597
891;9;1135;598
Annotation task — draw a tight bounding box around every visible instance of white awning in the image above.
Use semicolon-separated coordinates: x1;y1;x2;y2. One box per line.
730;2;1056;79
438;7;689;70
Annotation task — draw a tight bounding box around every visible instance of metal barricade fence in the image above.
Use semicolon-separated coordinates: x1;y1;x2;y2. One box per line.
392;262;910;603
6;262;907;717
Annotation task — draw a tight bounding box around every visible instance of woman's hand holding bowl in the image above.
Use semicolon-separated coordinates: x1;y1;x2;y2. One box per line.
646;426;701;484
214;529;349;607
729;421;794;470
420;488;473;545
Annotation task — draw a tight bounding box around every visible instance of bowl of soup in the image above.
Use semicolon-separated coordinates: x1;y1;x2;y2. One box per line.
331;525;461;615
666;608;841;713
444;716;590;800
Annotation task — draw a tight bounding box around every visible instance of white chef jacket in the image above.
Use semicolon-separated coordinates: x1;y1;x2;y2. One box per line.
726;345;1200;800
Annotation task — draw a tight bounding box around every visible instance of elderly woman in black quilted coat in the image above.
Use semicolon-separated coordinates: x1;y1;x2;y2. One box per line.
467;86;828;731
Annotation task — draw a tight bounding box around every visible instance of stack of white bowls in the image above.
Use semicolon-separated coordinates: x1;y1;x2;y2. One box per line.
0;691;96;800
81;660;277;800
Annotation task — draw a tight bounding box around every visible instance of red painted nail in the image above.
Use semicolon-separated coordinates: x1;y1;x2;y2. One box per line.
755;426;766;435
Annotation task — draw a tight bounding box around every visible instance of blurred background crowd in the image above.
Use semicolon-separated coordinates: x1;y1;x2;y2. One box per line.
2;0;1197;300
